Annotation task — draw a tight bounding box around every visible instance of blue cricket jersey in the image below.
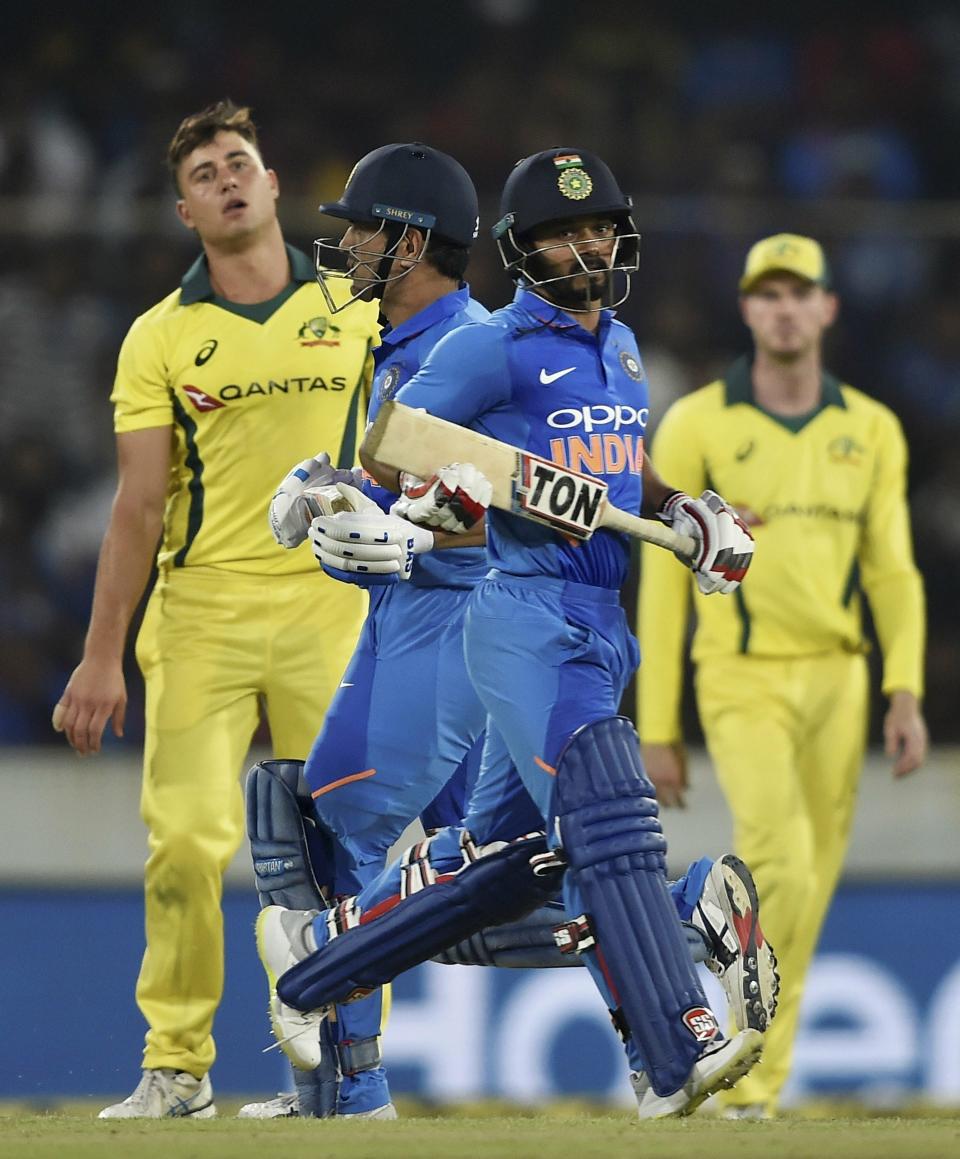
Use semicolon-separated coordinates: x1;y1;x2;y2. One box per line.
395;287;650;589
364;285;489;588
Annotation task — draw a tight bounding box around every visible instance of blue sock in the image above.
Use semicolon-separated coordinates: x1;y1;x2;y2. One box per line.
337;1067;392;1115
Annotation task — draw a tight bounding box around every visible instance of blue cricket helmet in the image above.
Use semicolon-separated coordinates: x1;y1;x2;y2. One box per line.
320;142;479;247
492;147;640;309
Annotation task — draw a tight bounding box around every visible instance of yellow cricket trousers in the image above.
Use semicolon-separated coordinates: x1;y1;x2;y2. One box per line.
695;650;868;1111
134;566;365;1077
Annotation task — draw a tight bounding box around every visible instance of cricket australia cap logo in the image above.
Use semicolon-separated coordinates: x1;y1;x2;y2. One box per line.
828;435;866;466
379;364;403;402
620;351;644;381
298;317;341;347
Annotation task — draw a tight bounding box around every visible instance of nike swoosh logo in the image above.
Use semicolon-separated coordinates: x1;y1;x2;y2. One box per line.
539;367;577;385
338;682;354;688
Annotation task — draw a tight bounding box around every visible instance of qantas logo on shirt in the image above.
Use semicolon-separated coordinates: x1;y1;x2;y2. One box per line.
182;385;225;412
181;377;348;411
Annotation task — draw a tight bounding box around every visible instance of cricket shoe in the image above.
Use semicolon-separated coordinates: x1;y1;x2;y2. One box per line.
236;1092;299;1118
256;905;328;1070
98;1069;216;1119
631;1028;763;1119
692;855;779;1032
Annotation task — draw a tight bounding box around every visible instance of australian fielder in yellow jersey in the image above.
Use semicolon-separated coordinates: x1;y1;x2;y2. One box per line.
54;102;379;1116
118;246;375;1080
638;234;927;1116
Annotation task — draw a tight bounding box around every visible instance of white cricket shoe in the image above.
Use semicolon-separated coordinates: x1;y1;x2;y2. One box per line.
692;855;779;1032
256;905;328;1070
631;1028;763;1119
237;1092;299;1118
98;1068;216;1119
235;1093;398;1120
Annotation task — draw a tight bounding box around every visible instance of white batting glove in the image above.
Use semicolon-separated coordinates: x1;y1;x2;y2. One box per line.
390;462;492;533
309;507;434;586
268;452;364;548
658;489;755;595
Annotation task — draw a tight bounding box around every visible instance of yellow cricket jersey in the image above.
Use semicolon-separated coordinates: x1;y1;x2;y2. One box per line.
638;356;925;743
111;245;378;576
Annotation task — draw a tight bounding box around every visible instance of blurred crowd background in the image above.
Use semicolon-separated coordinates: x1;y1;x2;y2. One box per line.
2;0;959;747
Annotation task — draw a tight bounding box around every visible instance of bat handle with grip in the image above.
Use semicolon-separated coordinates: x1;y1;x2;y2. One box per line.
600;506;697;562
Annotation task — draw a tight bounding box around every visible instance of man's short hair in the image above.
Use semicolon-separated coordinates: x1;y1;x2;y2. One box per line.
424;237;470;282
167;100;260;194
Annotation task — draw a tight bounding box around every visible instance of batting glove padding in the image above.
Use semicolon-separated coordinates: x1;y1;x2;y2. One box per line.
391;462;492;533
658;490;754;595
309;508;435;587
269;452;364;548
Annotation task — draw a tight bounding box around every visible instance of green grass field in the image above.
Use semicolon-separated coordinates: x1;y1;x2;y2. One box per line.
2;1104;959;1159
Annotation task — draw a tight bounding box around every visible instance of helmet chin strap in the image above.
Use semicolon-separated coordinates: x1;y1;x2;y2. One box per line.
371;222;407;303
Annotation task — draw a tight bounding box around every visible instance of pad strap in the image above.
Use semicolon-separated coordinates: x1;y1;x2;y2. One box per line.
432;907;708;969
336;1035;382;1076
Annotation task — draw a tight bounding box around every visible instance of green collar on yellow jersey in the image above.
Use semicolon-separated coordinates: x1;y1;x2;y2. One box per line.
179;244;314;322
724;354;845;433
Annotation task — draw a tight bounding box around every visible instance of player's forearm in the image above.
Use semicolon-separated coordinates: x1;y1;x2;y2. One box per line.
865;569;926;698
431;523;486;551
82;498;163;662
640;456;678;516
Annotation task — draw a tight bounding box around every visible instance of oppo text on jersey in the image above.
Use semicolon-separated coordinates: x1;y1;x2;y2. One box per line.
547;404;649;433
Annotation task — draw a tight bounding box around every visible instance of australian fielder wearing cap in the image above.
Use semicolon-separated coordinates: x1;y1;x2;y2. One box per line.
638;233;928;1118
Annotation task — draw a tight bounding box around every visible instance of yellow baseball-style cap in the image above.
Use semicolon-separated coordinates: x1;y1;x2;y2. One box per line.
739;233;830;293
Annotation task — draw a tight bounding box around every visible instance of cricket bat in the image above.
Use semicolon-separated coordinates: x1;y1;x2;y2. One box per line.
364;401;696;559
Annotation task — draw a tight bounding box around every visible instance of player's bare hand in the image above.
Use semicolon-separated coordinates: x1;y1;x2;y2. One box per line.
52;658;127;757
642;742;688;808
884;690;928;778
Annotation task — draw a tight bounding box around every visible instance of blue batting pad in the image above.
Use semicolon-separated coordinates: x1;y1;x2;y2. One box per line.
555;717;716;1097
245;760;334;910
246;760;340;1106
276;834;564;1012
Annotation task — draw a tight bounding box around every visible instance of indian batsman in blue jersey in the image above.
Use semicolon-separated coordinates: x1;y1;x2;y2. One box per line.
258;148;771;1119
258;144;490;1118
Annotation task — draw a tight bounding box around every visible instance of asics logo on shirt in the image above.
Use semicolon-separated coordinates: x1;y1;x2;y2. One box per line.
539;366;577;384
